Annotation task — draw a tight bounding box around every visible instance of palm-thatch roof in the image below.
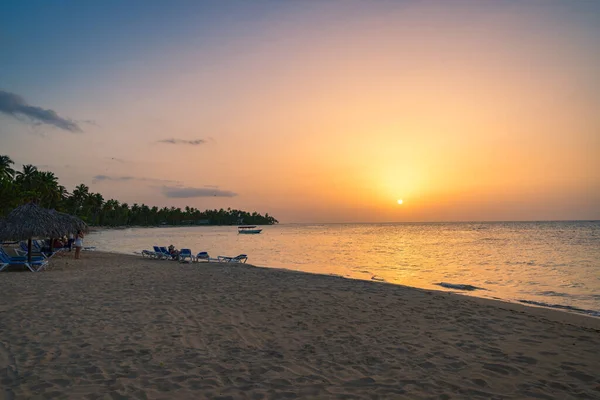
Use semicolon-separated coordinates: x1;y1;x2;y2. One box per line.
0;203;85;241
51;210;89;234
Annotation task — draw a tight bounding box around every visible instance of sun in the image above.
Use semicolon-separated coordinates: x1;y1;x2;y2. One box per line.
397;199;403;205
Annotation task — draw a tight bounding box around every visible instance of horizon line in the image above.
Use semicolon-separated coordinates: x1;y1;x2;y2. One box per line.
277;219;600;225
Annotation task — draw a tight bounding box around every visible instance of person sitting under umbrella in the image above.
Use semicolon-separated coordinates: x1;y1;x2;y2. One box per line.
168;244;180;260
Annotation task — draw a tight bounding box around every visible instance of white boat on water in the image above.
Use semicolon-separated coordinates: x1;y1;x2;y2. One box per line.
238;225;262;234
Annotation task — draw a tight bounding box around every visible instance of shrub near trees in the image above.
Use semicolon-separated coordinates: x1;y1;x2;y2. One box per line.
0;155;278;226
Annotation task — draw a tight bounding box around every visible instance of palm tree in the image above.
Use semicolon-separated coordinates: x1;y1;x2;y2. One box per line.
150;206;159;225
34;171;61;208
0;155;15;181
131;203;140;225
58;185;70;202
72;184;89;199
87;193;104;224
140;204;150;225
0;154;280;225
0;178;20;214
120;203;130;225
69;183;91;217
15;164;39;191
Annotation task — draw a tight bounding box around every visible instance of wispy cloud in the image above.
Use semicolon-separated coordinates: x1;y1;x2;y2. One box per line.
82;119;100;127
157;138;206;145
105;157;127;163
92;175;134;183
162;186;237;198
0;90;82;132
93;175;178;184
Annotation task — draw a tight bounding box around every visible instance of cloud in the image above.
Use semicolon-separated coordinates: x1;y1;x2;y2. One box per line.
157;138;206;145
162;186;238;198
93;175;134;183
0;90;82;132
82;119;100;127
105;157;127;163
92;175;178;184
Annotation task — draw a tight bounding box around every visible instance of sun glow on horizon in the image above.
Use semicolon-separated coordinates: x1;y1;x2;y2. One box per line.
1;1;598;223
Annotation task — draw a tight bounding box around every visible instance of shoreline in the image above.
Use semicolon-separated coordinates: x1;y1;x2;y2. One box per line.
86;222;600;321
116;247;600;323
1;251;599;398
103;249;600;330
257;262;600;329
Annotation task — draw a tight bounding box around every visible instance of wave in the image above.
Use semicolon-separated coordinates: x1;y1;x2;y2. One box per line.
517;300;600;317
537;291;570;297
436;282;485;291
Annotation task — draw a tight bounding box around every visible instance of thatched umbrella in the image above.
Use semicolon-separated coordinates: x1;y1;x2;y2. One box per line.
0;203;71;264
51;210;89;234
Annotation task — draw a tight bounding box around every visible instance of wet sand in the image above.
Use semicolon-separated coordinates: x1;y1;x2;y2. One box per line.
0;251;599;399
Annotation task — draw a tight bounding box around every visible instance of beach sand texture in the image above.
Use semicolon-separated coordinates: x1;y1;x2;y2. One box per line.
1;252;599;399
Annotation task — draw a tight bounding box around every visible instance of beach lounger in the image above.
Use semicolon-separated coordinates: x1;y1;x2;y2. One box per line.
159;247;175;260
30;240;67;257
179;249;193;263
217;254;248;263
194;252;220;262
1;247;45;262
152;246;170;260
0;249;48;272
19;241;29;253
17;241;49;259
141;249;157;258
142;247;162;258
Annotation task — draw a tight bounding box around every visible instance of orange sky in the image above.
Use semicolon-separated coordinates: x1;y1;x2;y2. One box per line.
2;1;599;222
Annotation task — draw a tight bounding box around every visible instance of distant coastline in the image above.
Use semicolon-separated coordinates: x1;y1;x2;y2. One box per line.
0;155;279;226
88;223;275;231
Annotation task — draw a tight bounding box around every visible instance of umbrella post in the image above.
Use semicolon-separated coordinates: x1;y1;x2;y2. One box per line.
27;237;32;264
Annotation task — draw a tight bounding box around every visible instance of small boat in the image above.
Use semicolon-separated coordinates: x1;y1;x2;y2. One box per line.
238;225;262;234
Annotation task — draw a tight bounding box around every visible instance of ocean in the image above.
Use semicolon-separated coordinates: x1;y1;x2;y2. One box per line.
87;221;600;317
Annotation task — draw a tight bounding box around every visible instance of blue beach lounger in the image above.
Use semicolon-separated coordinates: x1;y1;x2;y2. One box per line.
1;247;46;263
194;252;219;262
152;246;169;260
0;249;48;272
159;247;174;260
179;249;193;263
17;241;49;259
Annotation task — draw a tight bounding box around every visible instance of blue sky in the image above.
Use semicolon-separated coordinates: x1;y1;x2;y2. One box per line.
2;1;284;93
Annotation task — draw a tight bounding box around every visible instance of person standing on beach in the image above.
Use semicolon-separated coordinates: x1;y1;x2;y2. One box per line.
74;230;84;260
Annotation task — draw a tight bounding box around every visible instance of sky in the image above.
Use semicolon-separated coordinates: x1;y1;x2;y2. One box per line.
1;0;599;223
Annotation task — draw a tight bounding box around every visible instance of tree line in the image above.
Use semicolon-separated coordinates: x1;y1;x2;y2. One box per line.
0;155;278;226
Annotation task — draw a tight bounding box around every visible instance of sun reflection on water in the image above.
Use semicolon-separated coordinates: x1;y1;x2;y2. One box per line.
88;222;600;315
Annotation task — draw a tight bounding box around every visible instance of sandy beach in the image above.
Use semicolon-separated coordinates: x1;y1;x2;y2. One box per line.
1;252;599;399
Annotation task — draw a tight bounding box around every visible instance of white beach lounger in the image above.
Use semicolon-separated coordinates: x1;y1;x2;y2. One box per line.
194;252;220;262
217;254;248;263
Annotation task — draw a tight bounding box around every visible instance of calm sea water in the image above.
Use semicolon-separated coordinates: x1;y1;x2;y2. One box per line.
87;221;600;317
